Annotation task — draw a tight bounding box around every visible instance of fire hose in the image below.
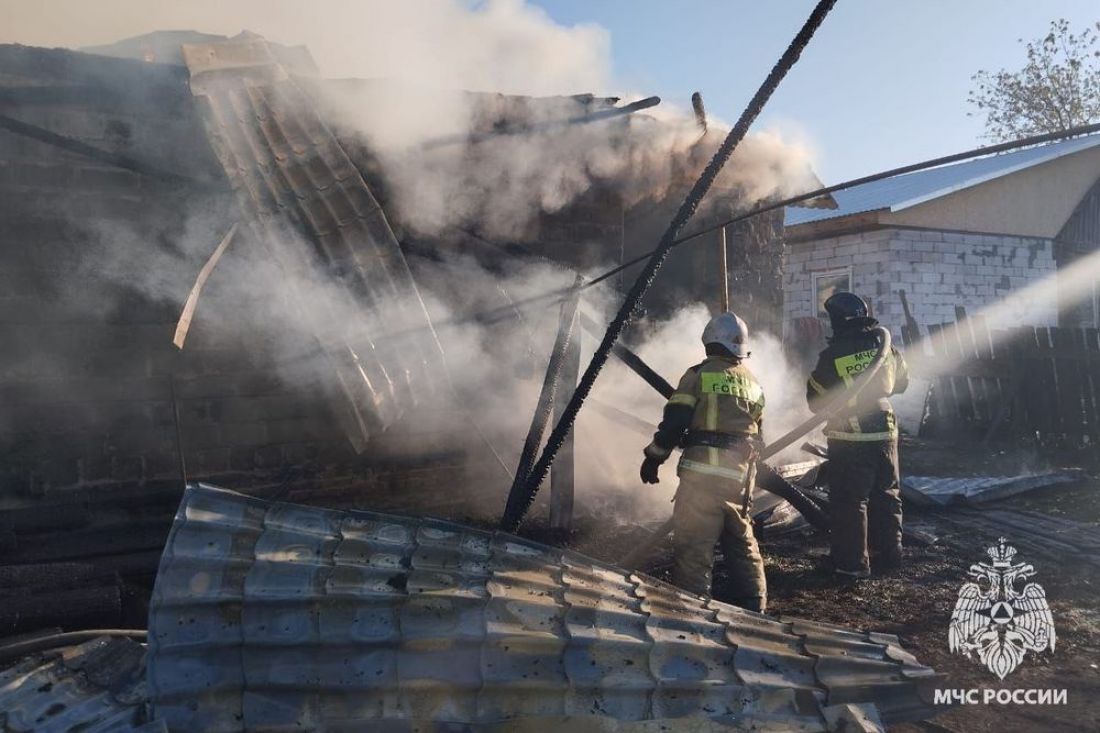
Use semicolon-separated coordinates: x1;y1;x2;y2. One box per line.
621;325;893;569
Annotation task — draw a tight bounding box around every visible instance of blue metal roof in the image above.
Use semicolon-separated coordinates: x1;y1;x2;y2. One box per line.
786;133;1100;227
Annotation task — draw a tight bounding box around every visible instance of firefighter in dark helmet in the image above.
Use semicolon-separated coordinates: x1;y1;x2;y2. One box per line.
639;312;767;612
807;292;909;578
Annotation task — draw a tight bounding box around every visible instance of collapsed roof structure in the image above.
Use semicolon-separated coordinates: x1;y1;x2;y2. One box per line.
0;27;831;592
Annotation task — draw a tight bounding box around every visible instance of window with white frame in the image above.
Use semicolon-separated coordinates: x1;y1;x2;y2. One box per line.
812;267;852;318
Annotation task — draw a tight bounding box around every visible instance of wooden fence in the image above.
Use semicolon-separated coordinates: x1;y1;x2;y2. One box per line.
914;306;1100;442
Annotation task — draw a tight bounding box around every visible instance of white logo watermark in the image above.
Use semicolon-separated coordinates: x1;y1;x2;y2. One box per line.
933;688;1067;706
948;537;1056;680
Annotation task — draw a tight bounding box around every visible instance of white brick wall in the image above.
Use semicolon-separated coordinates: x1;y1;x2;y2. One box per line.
783;228;1058;341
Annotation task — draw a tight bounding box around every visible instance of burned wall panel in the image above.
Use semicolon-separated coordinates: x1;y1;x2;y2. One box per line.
0;45;513;591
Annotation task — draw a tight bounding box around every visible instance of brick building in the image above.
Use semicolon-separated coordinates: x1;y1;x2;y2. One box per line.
783;134;1100;341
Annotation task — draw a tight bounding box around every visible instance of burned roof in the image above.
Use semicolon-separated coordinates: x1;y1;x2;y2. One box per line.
146;483;942;731
179;34;453;453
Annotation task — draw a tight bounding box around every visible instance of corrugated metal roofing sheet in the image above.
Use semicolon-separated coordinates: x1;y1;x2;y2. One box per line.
933;507;1100;569
901;471;1081;506
786;133;1100;227
180;35;442;452
147;484;942;731
0;636;154;732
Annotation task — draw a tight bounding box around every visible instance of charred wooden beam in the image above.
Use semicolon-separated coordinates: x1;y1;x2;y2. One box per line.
0;113;216;188
424;96;661;149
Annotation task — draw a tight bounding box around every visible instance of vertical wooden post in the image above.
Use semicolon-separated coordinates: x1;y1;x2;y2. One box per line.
719;225;730;313
619;205;626;292
169;372;189;491
550;314;581;531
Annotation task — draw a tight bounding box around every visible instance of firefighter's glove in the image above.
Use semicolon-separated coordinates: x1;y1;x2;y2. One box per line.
640;456;662;485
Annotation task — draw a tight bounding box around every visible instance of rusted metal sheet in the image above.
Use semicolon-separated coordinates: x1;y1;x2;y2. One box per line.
148;484;942;731
0;636;155;732
180;35;441;452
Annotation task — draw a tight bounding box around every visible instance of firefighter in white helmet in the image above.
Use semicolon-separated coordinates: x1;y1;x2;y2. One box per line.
640;312;767;611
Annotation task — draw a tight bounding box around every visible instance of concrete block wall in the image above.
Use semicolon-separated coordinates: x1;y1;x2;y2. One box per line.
783;229;893;324
784;227;1058;341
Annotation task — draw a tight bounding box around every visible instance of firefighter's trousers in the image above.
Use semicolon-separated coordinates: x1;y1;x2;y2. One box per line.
671;466;766;610
826;437;903;575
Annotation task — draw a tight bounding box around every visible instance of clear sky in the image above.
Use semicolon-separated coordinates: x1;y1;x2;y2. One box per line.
530;0;1099;182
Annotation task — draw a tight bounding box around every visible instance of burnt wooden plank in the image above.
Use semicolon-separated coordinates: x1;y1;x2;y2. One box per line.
933;320;962;421
924;323;954;432
1009;328;1033;438
933;361;1002;378
951;306;980;424
4;517;173;564
970;315;997;427
1033;328;1060;437
550;316;580;531
1052;328;1086;438
982;327;1019;441
1085;328;1100;436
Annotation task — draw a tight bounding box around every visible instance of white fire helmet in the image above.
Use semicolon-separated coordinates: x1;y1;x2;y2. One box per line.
701;312;750;358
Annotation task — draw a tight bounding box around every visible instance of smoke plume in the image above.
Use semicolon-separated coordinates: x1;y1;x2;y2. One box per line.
7;0;825;521
1;0;819;240
575;303;818;523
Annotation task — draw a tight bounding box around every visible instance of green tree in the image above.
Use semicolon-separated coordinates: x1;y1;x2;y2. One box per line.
968;19;1100;142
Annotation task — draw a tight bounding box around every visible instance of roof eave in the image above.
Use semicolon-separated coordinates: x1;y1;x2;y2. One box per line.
889;141;1100;212
785;209;887;242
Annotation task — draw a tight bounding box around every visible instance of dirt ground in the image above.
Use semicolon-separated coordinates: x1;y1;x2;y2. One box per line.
521;435;1100;733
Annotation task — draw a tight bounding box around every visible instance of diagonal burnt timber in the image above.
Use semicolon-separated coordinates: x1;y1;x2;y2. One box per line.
0;112;215;188
579;311;676;398
148;484;942;731
423;95;661;150
503;277;583;526
181;35;442;451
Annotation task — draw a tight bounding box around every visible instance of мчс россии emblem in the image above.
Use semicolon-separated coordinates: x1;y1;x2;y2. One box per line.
949;537;1056;680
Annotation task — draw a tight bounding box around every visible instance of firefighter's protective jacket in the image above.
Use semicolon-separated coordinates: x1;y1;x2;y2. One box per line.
644;356;764;481
806;326;909;442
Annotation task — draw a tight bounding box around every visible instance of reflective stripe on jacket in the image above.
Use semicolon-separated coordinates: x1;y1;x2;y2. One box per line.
645;356;764;478
805;327;909;442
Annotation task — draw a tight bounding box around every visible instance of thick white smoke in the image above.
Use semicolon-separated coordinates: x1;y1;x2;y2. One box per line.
9;0;823;521
1;0;819;239
575;303;817;523
331;95;821;240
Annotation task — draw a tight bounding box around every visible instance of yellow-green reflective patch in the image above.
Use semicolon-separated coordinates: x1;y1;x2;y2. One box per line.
834;349;877;381
700;372;763;403
668;393;698;407
825;430;896;441
678;459;746;481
